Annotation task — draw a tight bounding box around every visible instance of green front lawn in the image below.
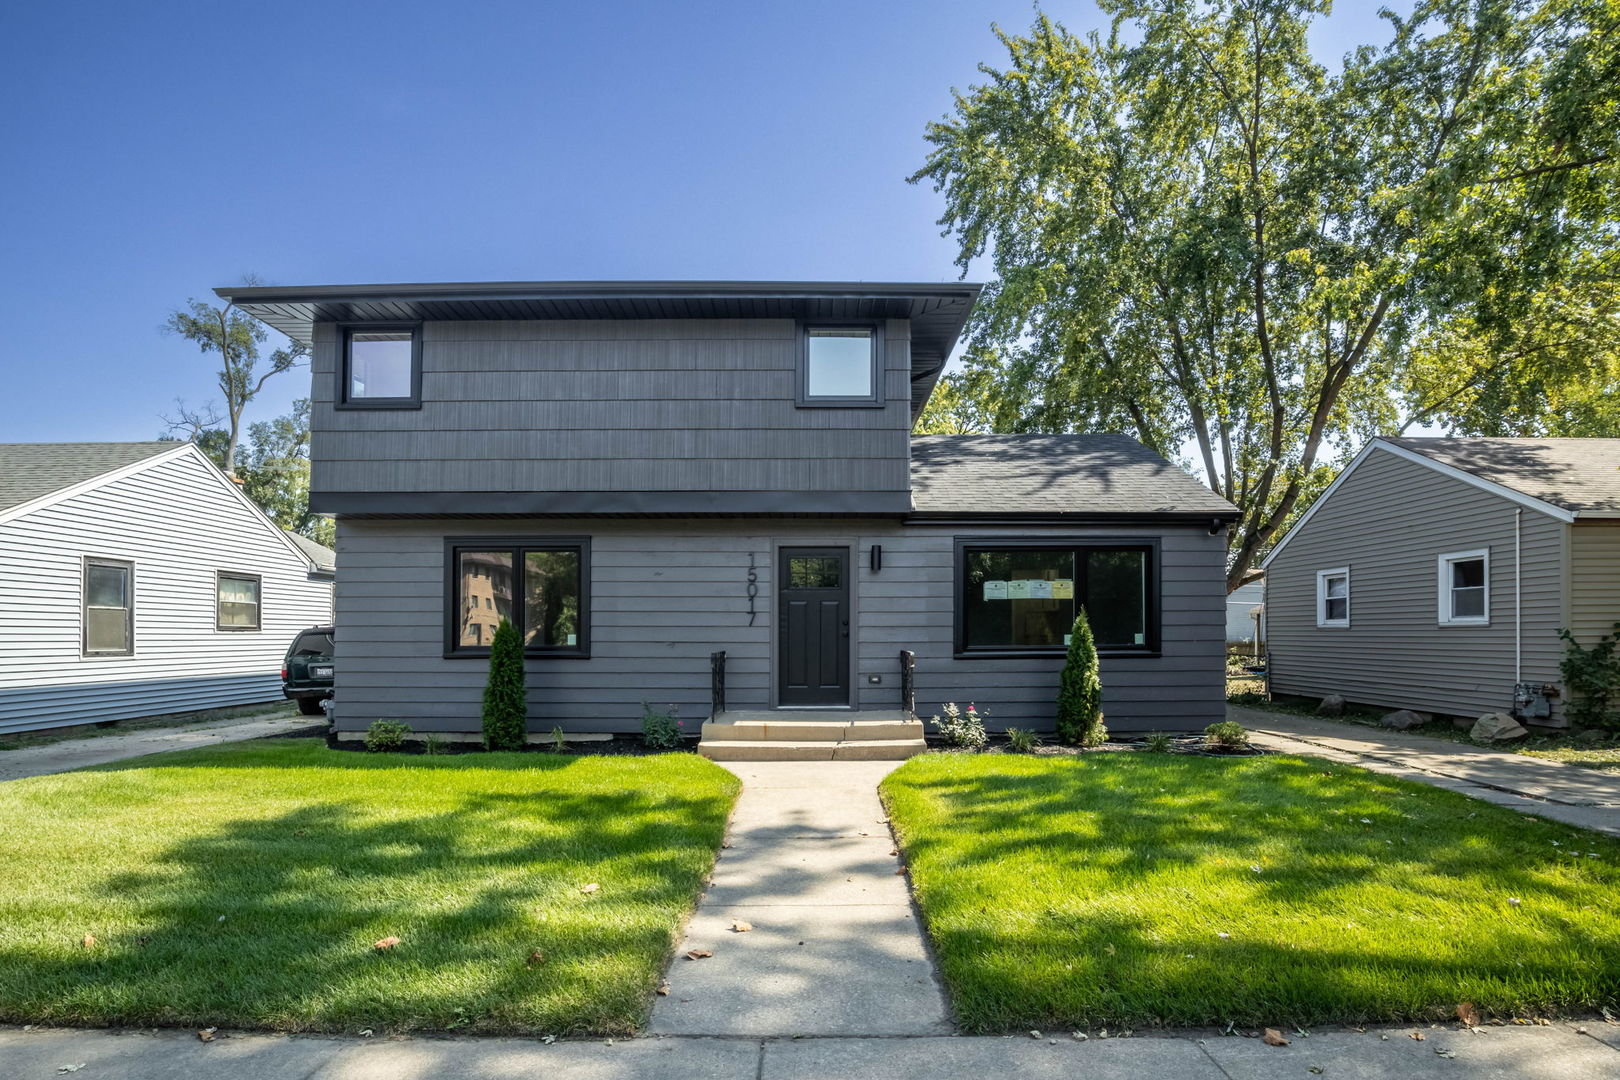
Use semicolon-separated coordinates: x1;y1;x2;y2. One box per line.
882;753;1620;1032
0;739;739;1035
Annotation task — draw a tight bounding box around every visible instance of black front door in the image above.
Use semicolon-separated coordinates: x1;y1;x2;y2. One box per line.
778;547;850;706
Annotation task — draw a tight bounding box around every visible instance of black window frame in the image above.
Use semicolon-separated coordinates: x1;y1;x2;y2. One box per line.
215;570;263;632
796;321;884;408
337;322;423;410
953;537;1160;659
443;536;591;659
82;556;135;657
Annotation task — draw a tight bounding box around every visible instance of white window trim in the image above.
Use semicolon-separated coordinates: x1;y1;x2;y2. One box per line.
1315;567;1350;628
1437;548;1490;626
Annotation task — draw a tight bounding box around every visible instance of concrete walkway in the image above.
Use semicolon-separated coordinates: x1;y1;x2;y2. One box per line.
649;759;951;1036
1233;705;1620;836
2;1022;1617;1079
0;707;318;782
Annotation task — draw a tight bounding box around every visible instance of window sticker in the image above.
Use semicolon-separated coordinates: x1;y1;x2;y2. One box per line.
1051;579;1074;599
1029;579;1053;599
982;580;1008;601
1007;580;1033;600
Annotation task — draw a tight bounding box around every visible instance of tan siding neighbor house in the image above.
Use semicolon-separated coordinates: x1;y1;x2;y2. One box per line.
1262;438;1620;728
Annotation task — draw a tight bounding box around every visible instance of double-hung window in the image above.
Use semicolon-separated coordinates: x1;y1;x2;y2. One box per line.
83;558;134;656
446;539;589;657
956;540;1156;656
339;324;421;408
1438;549;1489;625
1316;568;1350;628
798;325;882;407
217;572;262;631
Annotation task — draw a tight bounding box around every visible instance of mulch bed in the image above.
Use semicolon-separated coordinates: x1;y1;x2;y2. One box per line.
929;733;1266;757
320;730;701;757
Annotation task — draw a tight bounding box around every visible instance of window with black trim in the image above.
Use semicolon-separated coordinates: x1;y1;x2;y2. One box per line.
340;325;421;408
217;572;261;631
798;325;882;406
957;541;1155;655
447;540;589;656
84;558;134;656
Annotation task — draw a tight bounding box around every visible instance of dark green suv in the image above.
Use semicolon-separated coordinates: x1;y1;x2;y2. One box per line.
282;626;335;715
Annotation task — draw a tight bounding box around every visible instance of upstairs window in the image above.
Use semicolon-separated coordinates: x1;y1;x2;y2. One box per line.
1316;568;1350;628
799;325;881;406
957;541;1155;656
217;572;262;631
1439;549;1489;625
446;539;590;657
340;325;421;408
84;558;134;656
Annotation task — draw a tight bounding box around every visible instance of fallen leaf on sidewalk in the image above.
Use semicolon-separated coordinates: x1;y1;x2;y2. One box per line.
56;1066;85;1074
656;984;670;996
373;936;401;951
1028;1030;1043;1039
1457;1002;1481;1027
1262;1028;1289;1046
1435;1048;1456;1058
1409;1031;1426;1041
686;949;713;960
730;920;753;933
197;1028;216;1042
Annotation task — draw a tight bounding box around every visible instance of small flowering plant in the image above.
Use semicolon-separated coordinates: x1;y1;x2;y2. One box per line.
932;701;988;750
642;701;684;750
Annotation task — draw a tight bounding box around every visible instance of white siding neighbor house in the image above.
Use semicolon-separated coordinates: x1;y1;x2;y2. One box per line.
1262;438;1620;728
0;442;336;735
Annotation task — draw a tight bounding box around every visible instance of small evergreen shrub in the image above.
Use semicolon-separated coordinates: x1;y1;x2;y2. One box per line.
1056;610;1107;746
1005;727;1042;752
1143;731;1174;753
642;702;684;749
481;618;528;751
1204;720;1250;750
421;733;450;756
932;702;988;750
1559;623;1620;732
363;719;412;753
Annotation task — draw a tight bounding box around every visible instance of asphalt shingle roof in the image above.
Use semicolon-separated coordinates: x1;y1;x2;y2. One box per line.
1383;437;1620;514
0;442;180;513
909;434;1236;516
282;530;336;573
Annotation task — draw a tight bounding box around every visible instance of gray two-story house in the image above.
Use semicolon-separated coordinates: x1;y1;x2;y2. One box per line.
220;281;1236;753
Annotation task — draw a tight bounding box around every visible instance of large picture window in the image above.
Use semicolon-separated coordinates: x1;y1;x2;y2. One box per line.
446;539;589;657
956;541;1155;656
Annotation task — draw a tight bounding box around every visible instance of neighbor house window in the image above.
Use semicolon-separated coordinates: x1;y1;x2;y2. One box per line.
1316;568;1350;628
340;325;421;408
83;558;133;656
446;539;589;657
798;325;881;406
1438;549;1489;625
957;541;1155;656
217;572;262;631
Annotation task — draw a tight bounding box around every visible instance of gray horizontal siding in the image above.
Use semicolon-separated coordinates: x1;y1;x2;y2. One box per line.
330;518;1226;735
0;452;335;734
311;319;914;504
1266;447;1568;722
1570;521;1620;647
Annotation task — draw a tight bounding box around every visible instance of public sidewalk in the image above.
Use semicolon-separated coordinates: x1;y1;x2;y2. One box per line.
1233;705;1620;835
0;707;317;782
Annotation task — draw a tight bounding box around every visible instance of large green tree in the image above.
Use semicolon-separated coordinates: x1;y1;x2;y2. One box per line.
912;0;1619;590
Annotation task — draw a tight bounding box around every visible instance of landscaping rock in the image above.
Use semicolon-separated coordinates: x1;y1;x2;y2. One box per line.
1472;712;1529;742
1316;695;1346;717
1380;710;1429;730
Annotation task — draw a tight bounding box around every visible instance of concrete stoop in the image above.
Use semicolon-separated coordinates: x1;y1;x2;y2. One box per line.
698;709;927;761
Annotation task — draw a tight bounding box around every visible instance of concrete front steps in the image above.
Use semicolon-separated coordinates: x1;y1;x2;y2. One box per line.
698;709;927;761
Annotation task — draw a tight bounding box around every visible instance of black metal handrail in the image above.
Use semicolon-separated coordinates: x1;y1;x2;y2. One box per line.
899;649;915;716
710;650;727;716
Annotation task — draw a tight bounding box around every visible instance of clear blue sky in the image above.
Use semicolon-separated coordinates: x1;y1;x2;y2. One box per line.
0;1;1400;443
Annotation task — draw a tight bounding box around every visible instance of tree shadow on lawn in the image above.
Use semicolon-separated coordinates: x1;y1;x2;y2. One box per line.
885;755;1620;1030
0;752;735;1036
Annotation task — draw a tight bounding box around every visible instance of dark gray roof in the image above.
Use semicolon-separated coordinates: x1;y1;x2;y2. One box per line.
1383;437;1620;514
909;434;1237;518
215;279;981;420
282;530;336;573
0;442;179;513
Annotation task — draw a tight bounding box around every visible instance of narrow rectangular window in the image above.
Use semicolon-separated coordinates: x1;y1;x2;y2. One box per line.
1438;549;1489;625
340;325;421;408
217;572;262;630
84;558;133;656
799;325;882;406
447;540;589;657
1316;568;1350;628
957;541;1155;655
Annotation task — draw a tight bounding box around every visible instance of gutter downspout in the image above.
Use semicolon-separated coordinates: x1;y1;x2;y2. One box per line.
1515;508;1523;685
